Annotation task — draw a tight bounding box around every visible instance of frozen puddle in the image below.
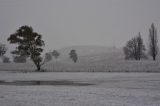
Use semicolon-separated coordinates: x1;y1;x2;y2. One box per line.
0;80;94;86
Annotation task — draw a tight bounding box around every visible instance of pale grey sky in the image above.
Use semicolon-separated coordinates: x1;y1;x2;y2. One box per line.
0;0;160;51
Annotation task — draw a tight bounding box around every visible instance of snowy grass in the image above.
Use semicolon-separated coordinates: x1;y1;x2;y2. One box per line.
0;72;160;106
0;60;160;72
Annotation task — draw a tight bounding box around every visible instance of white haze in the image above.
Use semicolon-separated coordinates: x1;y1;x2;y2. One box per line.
0;0;160;55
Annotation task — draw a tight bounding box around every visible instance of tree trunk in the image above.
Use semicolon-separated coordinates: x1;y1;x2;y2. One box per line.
37;65;41;71
32;59;41;71
153;56;156;61
135;56;138;60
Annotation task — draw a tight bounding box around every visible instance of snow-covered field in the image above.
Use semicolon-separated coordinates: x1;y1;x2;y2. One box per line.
0;72;160;106
0;60;160;72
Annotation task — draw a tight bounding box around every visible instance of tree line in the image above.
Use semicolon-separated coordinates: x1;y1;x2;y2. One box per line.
123;23;159;61
0;23;159;71
0;25;78;71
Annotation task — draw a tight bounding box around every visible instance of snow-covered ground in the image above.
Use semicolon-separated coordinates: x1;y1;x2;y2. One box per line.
0;72;160;106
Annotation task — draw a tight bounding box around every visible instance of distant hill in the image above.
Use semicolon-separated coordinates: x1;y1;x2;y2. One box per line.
56;45;124;63
1;45;160;72
58;45;120;56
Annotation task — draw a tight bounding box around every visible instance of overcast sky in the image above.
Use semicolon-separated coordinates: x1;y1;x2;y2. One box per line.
0;0;160;51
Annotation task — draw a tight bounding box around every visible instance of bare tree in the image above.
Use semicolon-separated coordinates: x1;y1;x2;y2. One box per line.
137;32;146;60
123;33;146;60
148;23;159;61
123;37;138;60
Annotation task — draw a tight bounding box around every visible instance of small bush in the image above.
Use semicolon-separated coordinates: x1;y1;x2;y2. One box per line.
13;56;27;63
3;56;11;63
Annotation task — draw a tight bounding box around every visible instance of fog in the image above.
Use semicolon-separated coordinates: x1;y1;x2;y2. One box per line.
0;0;160;52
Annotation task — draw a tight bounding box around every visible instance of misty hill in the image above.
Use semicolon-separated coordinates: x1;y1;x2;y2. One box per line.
0;45;160;72
58;45;119;56
56;45;124;63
